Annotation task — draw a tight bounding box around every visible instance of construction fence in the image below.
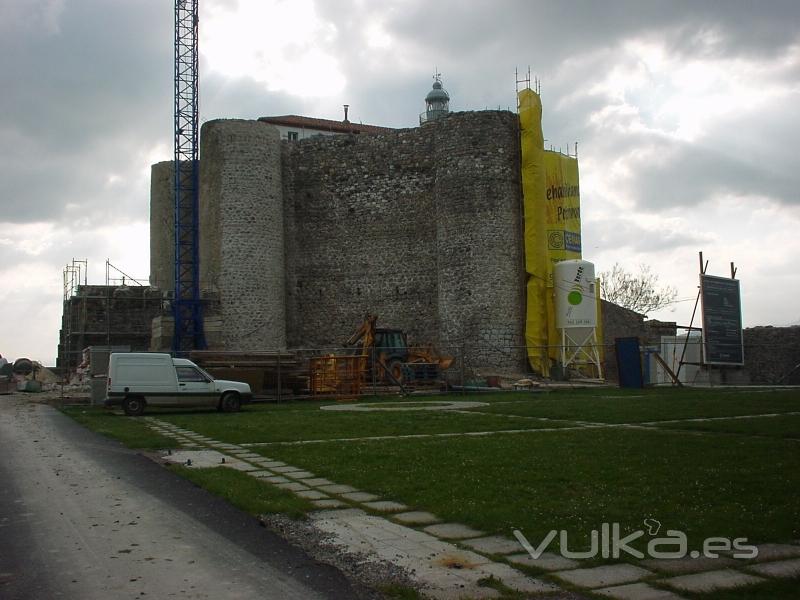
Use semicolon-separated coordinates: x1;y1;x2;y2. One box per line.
185;337;798;402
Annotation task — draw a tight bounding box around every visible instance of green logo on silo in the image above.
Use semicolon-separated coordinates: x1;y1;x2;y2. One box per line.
568;290;583;305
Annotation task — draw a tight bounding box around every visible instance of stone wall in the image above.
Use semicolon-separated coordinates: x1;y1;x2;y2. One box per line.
743;326;800;384
280;111;525;369
199;120;286;351
282;126;438;349
149;161;175;292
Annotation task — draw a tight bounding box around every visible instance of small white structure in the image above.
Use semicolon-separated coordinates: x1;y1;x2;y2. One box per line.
553;259;602;379
258;113;391;141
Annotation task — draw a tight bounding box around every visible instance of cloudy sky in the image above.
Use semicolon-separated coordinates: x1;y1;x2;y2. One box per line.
1;0;798;365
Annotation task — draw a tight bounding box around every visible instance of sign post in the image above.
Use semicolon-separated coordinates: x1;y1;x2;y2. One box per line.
700;274;744;365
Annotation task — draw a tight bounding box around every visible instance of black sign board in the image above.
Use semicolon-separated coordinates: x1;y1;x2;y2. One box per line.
700;274;744;365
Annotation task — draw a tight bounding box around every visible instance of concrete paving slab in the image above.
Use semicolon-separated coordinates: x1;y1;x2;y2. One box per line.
228;462;259;472
276;482;310;492
284;470;315;479
160;449;233;468
310;510;527;600
247;470;273;477
477;562;559;593
640;556;738;574
423;523;485;540
271;465;304;473
363;501;408;512
318;484;358;494
393;511;440;525
259;461;288;468
311;499;347;509
296;490;329;500
661;569;764;592
747;557;800;578
505;551;580;571
595;582;686;599
554;564;653;588
262;475;290;484
751;543;800;562
460;536;521;555
303;478;334;487
340;492;380;503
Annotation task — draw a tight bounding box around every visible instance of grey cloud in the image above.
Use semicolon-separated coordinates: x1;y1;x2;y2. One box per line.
0;1;172;224
587;215;715;253
623;137;797;211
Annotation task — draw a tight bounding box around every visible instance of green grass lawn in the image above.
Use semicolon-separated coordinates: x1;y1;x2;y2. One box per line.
463;387;800;424
153;401;568;444
63;406;181;449
264;426;800;551
62;387;800;598
170;465;313;519
651;413;800;439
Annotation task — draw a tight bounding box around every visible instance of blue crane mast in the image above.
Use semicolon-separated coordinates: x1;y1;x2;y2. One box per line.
172;0;205;353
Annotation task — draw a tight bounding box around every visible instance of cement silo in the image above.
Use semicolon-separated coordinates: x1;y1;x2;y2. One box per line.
553;259;602;378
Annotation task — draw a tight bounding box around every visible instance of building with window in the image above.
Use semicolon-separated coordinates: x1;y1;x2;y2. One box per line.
257;114;392;141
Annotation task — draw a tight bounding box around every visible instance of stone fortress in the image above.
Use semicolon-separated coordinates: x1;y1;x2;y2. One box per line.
149;79;527;371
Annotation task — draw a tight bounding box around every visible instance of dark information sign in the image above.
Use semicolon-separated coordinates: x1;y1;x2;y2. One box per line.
700;274;744;365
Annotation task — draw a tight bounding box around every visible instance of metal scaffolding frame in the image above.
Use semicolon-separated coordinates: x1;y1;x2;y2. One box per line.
173;0;205;354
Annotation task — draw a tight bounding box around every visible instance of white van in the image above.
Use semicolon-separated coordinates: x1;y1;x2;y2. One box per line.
105;353;252;416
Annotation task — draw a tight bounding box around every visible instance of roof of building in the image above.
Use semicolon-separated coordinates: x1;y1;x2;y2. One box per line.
426;80;450;103
258;115;393;135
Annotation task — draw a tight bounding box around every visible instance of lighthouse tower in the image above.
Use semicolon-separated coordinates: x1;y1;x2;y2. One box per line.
420;73;450;124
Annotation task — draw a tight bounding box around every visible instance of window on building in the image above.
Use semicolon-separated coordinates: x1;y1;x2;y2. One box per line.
287;131;299;141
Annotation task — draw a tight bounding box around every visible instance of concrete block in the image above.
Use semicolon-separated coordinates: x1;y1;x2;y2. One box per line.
506;552;581;572
554;564;653;588
460;536;521;555
595;582;686;600
271;465;302;473
262;476;290;484
276;482;310;492
423;523;484;540
362;501;408;512
284;471;315;480
661;569;764;592
296;490;329;500
303;478;334;487
475;562;559;594
340;492;380;503
311;499;347;509
317;484;358;494
640;556;738;574
393;511;440;525
747;557;800;578
751;543;800;562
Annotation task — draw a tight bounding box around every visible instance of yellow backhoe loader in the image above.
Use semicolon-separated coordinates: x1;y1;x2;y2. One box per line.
344;314;453;384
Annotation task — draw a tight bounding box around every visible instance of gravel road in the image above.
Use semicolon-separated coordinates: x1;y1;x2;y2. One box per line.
0;393;363;600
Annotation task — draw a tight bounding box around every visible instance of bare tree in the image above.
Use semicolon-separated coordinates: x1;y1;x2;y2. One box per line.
599;263;677;316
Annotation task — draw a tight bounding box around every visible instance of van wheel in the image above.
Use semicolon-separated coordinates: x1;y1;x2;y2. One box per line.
123;396;145;416
219;392;241;413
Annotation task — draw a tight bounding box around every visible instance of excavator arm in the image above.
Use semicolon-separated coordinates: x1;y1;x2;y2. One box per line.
344;314;377;356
